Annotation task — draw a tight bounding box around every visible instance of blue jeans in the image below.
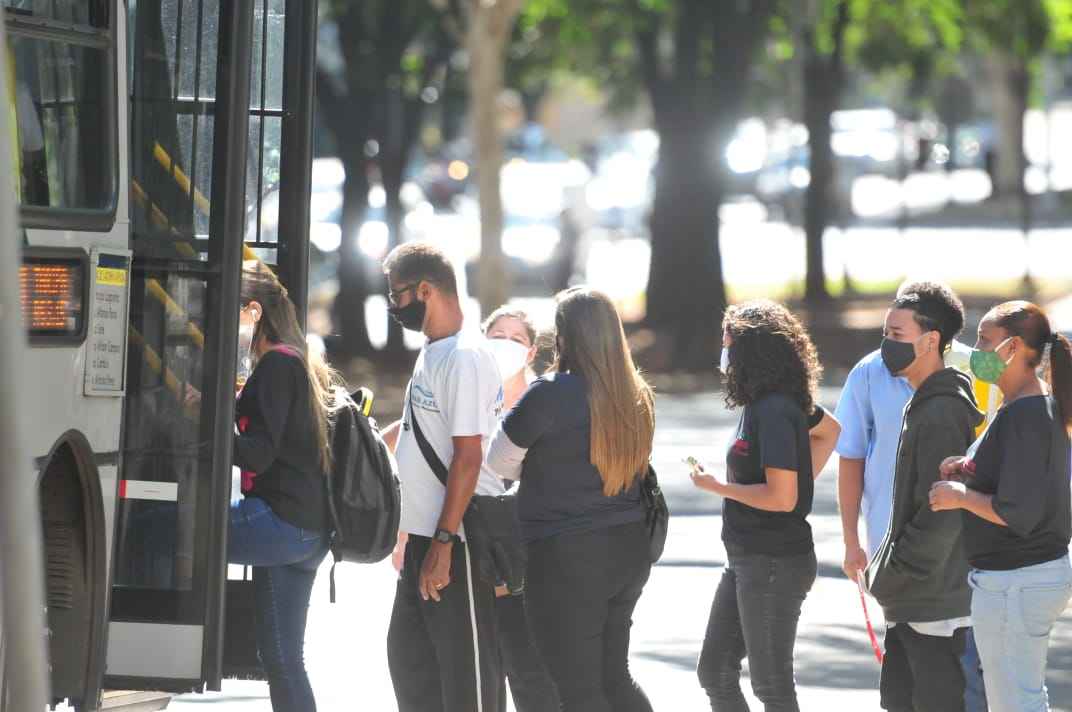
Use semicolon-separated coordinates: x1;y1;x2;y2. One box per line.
228;497;327;712
697;550;817;712
969;555;1072;712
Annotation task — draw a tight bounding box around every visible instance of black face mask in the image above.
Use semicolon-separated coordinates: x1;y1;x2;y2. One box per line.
388;299;426;332
880;337;917;376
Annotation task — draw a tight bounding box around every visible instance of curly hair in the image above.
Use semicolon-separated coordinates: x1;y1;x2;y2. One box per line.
722;300;821;413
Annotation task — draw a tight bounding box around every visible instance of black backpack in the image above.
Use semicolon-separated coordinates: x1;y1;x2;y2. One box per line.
324;387;401;601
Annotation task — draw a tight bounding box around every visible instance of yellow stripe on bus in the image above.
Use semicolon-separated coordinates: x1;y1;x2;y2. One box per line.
153;142;211;216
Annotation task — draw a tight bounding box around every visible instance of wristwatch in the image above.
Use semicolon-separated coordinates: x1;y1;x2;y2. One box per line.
433;528;454;544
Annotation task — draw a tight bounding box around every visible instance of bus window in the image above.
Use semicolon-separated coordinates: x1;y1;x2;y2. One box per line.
129;0;221;259
1;0;109;27
7;34;111;211
113;271;206;597
243;0;285;266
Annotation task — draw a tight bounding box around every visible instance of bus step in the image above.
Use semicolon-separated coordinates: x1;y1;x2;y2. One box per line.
101;691;172;711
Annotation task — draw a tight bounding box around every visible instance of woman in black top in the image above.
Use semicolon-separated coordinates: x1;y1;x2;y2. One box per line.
930;301;1072;712
691;300;830;712
229;261;340;712
486;287;655;712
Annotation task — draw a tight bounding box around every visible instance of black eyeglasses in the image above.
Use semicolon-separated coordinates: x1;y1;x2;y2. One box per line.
388;282;418;306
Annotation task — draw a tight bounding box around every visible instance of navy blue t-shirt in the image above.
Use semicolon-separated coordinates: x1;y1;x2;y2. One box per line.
502;372;646;543
723;392;814;556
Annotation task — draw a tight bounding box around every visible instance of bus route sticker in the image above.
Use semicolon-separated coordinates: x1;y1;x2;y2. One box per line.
84;248;132;396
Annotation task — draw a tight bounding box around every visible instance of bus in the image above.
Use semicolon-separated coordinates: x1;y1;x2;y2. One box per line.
0;12;49;712
3;0;318;708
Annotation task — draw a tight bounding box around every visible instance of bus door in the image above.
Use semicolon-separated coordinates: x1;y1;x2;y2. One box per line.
104;0;254;693
105;0;318;693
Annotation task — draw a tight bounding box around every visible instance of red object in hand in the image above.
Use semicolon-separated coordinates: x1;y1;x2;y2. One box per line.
857;572;885;665
237;415;257;492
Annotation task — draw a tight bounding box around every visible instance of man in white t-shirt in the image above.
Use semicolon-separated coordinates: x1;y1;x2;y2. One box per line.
383;242;503;712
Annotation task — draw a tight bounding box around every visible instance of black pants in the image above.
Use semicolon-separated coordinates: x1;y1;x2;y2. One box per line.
387;535;501;712
524;520;654;712
879;624;967;712
697;549;817;712
495;593;560;712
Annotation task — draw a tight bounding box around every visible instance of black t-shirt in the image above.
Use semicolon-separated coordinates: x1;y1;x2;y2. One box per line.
722;392;814;555
235;349;326;531
502;373;646;543
963;395;1071;571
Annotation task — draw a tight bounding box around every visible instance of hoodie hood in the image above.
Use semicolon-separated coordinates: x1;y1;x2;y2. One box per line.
910;367;984;429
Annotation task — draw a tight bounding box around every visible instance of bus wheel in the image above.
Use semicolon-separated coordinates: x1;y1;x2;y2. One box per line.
39;443;105;712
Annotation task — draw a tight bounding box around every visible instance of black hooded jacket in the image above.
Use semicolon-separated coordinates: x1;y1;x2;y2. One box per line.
866;367;984;623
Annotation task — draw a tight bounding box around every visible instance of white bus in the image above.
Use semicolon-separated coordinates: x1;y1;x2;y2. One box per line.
3;0;318;708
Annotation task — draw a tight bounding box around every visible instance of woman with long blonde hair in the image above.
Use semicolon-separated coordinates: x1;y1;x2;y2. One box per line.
487;287;655;712
229;260;340;712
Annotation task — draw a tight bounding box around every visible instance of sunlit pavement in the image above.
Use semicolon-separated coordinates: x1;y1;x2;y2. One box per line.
171;389;1072;711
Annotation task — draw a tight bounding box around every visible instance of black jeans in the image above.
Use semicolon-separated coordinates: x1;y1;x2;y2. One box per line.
525;520;653;712
495;592;560;712
697;549;817;712
387;534;501;712
879;624;967;712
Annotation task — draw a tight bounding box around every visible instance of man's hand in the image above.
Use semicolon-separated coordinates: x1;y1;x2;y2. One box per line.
419;540;453;602
843;544;868;581
929;480;967;512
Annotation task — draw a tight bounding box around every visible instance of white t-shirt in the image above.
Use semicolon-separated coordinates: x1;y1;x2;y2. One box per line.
396;330;506;539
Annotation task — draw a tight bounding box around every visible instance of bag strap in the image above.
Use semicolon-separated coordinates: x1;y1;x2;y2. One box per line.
408;382;449;487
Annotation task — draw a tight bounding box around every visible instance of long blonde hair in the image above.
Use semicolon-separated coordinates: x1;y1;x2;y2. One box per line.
553;288;655;496
240;260;341;472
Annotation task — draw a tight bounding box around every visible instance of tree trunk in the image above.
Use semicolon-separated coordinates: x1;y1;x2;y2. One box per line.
987;53;1029;198
801;2;848;303
468;1;522;317
645;108;727;370
318;61;374;356
380;80;409;354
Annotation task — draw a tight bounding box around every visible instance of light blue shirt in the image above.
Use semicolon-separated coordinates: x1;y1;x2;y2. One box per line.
834;348;913;560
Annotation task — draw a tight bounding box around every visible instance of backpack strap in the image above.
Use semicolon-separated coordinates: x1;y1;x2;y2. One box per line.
408;382;449;486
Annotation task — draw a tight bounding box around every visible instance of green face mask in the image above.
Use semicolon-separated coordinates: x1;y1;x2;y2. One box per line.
969;338;1013;384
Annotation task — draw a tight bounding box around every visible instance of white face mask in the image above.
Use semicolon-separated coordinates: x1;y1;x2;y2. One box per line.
720;347;731;373
487;337;530;379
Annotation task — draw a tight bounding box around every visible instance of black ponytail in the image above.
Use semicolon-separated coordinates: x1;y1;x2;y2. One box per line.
1050;332;1072;432
992;300;1072;432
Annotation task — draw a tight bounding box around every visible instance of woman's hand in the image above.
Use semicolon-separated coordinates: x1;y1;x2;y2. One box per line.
690;467;727;495
938;456;974;482
929;480;967;511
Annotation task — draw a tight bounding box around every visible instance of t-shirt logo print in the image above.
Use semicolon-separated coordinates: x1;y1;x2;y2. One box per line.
411;384;440;413
732;420;751;457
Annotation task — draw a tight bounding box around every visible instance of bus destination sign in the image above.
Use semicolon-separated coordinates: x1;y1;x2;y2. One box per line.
84;248;132;396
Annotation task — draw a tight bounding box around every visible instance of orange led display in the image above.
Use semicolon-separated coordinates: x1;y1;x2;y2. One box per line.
19;262;82;333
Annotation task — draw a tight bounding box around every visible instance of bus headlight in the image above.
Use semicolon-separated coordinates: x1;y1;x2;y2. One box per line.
19;252;87;343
